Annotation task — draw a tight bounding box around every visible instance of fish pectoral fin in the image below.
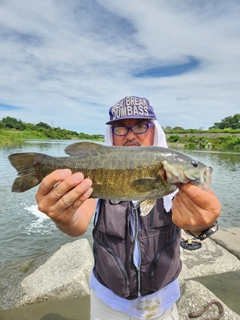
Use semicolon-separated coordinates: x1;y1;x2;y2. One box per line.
64;142;107;156
135;199;156;217
131;178;161;192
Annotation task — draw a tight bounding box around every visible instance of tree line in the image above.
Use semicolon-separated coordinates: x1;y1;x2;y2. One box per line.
162;114;240;131
209;114;240;130
1;115;240;150
1;113;240;132
0;116;104;141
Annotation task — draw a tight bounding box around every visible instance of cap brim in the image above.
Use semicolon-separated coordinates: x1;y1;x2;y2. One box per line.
106;116;156;125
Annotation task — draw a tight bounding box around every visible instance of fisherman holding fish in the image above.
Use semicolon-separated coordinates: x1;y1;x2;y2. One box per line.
9;96;221;319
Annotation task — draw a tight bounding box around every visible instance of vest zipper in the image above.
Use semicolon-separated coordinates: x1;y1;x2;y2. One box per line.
95;237;130;288
133;207;141;297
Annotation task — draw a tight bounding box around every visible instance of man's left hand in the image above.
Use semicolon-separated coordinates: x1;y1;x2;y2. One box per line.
171;183;221;235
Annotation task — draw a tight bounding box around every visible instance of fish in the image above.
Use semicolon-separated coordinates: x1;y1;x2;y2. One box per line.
8;142;212;216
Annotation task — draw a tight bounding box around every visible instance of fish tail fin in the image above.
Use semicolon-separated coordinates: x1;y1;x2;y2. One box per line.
8;153;43;192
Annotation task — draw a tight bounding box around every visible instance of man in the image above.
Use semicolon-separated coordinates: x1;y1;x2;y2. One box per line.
36;96;221;319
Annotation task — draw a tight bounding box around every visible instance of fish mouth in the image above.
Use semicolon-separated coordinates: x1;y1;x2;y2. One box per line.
162;160;213;190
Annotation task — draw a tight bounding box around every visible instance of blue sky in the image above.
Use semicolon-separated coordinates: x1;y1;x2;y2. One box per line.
0;0;240;134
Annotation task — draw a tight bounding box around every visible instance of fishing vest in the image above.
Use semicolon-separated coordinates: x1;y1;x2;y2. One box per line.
92;199;182;299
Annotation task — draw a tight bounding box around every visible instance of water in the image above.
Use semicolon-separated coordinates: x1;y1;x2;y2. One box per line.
182;149;240;228
0;140;94;296
0;140;240;298
194;270;240;315
0;295;90;320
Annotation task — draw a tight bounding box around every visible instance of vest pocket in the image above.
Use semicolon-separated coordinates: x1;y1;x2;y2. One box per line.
149;231;181;290
94;237;130;298
98;202;127;239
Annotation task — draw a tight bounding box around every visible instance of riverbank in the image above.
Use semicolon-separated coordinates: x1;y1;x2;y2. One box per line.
0;128;104;147
1;128;240;150
0;228;239;319
165;131;240;150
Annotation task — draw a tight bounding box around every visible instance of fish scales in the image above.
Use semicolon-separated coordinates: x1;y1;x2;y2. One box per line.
87;148;167;200
8;142;212;206
35;147;167;200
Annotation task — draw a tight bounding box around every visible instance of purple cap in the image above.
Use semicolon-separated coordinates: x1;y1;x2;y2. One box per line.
106;96;157;124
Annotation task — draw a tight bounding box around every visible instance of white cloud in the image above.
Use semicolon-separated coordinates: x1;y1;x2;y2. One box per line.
0;0;240;132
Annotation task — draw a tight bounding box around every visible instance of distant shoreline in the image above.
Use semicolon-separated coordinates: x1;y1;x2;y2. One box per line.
1;129;240;151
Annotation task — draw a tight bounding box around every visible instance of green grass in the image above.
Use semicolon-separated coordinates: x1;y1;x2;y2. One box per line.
1;128;240;150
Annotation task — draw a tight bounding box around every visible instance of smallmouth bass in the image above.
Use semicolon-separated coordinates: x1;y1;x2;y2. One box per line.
8;142;212;216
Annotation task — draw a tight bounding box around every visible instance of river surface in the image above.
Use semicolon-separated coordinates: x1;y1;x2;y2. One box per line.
0;139;240;297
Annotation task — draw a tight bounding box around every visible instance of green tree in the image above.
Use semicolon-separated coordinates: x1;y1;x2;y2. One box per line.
209;114;240;130
35;122;52;130
164;126;172;131
172;126;184;131
0;116;26;130
1;116;19;128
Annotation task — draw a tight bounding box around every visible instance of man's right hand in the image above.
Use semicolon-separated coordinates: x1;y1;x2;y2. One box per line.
35;169;96;236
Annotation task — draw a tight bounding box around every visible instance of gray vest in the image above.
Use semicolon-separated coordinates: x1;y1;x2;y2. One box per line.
92;199;181;299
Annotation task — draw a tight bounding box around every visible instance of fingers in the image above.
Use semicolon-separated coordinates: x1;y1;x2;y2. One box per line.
35;170;93;226
172;183;221;230
179;184;219;211
37;169;72;197
55;178;93;212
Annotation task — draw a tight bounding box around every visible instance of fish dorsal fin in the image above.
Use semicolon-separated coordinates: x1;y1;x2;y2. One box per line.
64;142;106;156
135;199;156;217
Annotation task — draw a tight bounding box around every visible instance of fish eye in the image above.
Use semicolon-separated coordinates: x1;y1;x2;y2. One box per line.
191;160;198;168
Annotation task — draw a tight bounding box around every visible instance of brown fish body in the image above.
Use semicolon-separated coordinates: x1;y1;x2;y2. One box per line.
8;142;212;202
